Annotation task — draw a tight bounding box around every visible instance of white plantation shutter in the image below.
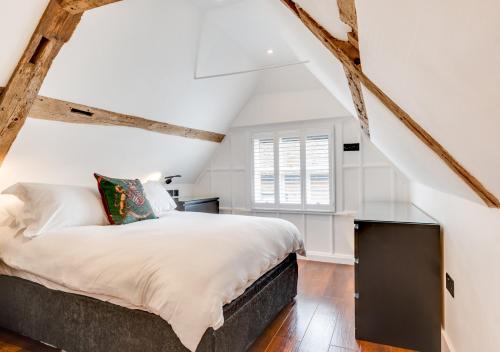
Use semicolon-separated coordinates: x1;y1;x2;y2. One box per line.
253;137;275;204
252;128;334;210
306;134;330;205
279;136;301;204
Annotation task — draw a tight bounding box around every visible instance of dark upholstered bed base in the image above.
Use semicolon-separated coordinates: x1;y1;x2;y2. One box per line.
0;253;298;352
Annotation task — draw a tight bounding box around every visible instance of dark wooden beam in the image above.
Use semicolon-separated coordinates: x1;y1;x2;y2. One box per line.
0;88;225;143
281;0;500;208
57;0;122;14
0;0;82;164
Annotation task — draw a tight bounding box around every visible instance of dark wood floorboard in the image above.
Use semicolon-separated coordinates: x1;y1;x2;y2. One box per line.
0;260;412;352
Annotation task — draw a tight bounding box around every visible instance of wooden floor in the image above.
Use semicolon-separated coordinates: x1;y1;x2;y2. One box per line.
249;260;411;352
0;260;411;352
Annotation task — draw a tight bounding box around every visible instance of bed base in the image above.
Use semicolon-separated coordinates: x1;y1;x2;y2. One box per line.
0;253;297;352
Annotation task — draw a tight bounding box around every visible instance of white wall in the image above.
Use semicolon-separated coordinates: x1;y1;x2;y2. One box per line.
233;64;350;127
0;0;259;192
195;118;408;264
411;183;500;352
195;82;409;263
232;88;349;127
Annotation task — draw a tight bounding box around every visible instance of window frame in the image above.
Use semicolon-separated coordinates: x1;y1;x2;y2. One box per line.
250;123;335;212
251;132;277;208
277;129;303;210
303;128;334;211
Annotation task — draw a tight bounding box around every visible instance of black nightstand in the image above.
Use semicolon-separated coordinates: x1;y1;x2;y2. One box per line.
174;197;219;214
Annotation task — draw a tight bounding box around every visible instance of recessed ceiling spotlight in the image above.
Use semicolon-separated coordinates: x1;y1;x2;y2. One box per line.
267;49;274;55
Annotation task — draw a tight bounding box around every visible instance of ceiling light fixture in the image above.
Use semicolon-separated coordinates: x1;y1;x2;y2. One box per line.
267;49;274;55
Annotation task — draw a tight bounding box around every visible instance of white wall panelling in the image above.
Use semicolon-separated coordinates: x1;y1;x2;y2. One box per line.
194;117;409;263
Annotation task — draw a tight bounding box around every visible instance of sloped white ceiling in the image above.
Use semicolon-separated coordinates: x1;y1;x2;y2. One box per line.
0;119;218;189
41;0;257;132
269;0;500;206
195;0;304;78
0;1;49;86
2;0;498;204
0;0;259;189
254;64;324;94
267;1;356;119
356;0;500;202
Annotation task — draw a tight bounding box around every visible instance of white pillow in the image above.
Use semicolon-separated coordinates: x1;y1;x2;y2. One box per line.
0;194;25;230
2;183;108;238
143;181;177;217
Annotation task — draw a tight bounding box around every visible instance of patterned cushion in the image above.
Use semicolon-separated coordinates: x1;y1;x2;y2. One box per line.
94;173;157;225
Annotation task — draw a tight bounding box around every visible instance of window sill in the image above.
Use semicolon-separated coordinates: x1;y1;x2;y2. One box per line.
251;207;336;215
220;207;356;216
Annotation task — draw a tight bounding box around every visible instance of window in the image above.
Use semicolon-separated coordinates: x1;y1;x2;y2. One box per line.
253;137;275;204
252;128;333;210
279;137;301;204
306;135;330;205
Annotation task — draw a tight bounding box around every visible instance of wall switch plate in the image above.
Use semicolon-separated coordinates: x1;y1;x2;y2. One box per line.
343;143;360;151
446;273;455;298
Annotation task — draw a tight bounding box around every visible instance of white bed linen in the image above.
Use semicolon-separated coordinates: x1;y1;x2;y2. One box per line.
0;211;304;351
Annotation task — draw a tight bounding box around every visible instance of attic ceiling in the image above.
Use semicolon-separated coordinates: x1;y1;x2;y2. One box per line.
0;0;259;188
0;0;498;208
357;0;500;203
194;0;305;79
0;0;331;189
252;64;322;95
268;0;500;207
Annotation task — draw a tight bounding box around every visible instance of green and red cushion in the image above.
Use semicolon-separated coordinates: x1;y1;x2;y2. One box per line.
94;173;157;225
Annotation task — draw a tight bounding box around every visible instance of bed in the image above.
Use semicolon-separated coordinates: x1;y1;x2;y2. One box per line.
0;210;304;352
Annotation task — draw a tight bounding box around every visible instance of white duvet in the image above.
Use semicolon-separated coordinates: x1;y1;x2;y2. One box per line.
0;211;304;351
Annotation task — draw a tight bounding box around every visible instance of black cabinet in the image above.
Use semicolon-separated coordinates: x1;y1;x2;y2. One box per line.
175;197;219;214
354;203;441;352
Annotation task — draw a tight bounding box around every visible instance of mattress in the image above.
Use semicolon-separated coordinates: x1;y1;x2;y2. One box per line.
0;253;299;352
0;211;304;351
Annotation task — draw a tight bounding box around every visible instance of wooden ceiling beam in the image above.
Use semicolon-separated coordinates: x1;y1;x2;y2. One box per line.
57;0;122;14
30;94;226;143
282;0;370;135
0;0;124;165
344;67;369;132
281;0;500;208
337;0;359;48
0;87;224;143
336;0;367;134
0;0;82;165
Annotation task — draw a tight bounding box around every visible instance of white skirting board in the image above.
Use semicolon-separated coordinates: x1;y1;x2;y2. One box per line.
441;330;455;352
299;251;354;265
